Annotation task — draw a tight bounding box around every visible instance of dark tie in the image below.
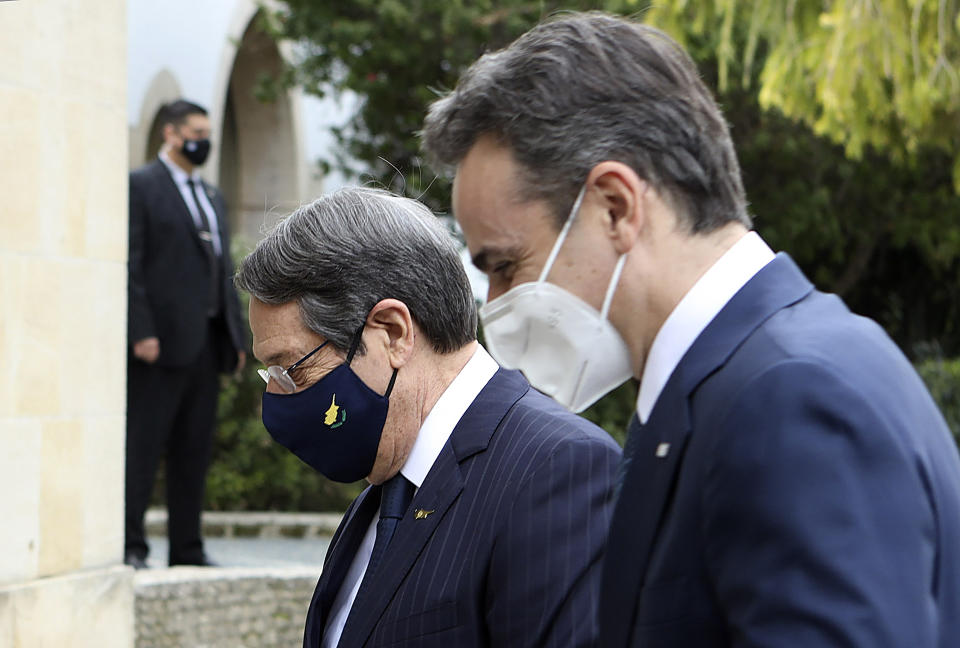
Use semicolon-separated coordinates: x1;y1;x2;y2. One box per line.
616;413;644;495
367;474;415;576
335;476;414;645
187;178;221;316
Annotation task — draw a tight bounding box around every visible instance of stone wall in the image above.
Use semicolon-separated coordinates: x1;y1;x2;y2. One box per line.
0;0;133;644
135;568;318;648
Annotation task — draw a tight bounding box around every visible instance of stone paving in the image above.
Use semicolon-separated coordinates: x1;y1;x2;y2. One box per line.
135;510;340;647
145;535;331;569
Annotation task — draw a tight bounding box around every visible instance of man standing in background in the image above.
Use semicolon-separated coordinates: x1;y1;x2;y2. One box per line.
125;99;247;568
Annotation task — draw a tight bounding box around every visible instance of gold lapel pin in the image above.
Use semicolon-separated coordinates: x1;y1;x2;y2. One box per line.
414;509;435;520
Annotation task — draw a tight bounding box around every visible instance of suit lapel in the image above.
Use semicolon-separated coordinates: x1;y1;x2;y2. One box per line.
601;254;814;645
337;450;464;648
303;487;379;648
601;372;692;645
336;369;528;648
152;160;207;255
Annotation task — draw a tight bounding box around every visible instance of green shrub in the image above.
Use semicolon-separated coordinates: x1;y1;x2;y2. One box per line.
580;381;637;448
915;355;960;444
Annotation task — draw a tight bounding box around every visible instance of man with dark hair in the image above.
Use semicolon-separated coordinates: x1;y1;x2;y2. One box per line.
236;187;620;648
125;98;247;568
422;11;960;648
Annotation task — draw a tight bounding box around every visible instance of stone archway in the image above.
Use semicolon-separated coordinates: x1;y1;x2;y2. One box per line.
130;69;181;169
219;13;300;243
144;110;166;163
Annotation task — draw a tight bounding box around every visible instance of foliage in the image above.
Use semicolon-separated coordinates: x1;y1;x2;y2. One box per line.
714;58;960;355
646;0;960;189
914;348;960;443
258;0;633;210
260;1;960;355
581;381;638;447
192;1;960;512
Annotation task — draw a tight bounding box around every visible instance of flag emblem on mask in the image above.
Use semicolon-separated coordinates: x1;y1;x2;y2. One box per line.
324;394;347;428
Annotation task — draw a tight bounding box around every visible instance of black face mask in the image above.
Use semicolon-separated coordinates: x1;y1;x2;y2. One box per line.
181;138;211;166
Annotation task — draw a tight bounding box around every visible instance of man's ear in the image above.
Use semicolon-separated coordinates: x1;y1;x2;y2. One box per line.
365;299;416;368
586;161;649;255
161;123;178;146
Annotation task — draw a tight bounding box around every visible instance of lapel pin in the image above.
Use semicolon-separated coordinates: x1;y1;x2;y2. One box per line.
414;509;435;520
655;442;670;458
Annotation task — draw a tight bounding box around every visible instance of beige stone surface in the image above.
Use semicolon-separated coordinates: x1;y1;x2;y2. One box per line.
58;261;127;416
0;0;127;261
0;421;42;585
82;415;127;568
38;420;86;577
0;0;132;643
0;566;134;648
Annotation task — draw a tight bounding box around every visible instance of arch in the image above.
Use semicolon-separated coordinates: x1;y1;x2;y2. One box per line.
214;7;304;242
129;69;182;168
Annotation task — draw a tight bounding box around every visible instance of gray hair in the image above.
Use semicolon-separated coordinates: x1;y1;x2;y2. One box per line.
422;11;751;233
235;187;477;354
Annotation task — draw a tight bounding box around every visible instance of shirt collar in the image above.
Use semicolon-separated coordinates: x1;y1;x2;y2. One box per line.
159;151;201;184
400;344;499;488
636;231;775;423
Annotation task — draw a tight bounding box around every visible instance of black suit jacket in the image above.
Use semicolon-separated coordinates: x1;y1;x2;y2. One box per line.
128;159;245;371
304;368;622;648
600;254;960;647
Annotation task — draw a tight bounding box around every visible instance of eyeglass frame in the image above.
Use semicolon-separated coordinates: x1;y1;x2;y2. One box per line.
257;340;330;394
256;325;367;394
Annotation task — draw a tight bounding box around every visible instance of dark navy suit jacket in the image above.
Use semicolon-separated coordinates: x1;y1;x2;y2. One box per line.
303;368;621;648
600;254;960;647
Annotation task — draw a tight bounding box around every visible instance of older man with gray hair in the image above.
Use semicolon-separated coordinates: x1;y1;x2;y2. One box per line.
235;187;620;648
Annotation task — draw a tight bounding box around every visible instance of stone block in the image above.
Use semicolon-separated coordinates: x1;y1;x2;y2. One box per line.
0;565;134;648
58;261;127;416
0;421;42;586
6;257;64;417
38;419;85;577
82;415;126;568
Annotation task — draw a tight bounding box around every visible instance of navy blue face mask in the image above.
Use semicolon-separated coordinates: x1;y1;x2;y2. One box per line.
261;328;398;483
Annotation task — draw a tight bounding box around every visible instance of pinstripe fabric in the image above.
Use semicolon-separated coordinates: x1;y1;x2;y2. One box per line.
303;368;622;648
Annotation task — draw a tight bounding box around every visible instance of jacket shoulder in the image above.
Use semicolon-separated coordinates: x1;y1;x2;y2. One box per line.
503;387;622;455
130;160;165;187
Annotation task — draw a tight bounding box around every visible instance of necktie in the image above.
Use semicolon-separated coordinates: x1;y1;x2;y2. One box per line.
616;413;644;495
187;179;221;316
334;477;414;646
367;474;415;576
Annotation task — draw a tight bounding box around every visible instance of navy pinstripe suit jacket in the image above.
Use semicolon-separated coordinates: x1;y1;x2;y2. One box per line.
303;368;622;648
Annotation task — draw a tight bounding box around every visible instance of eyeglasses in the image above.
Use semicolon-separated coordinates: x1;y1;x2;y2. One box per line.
257;341;330;394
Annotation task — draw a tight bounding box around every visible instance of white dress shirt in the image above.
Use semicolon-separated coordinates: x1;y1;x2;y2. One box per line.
321;345;500;647
636;231;776;423
159;151;223;255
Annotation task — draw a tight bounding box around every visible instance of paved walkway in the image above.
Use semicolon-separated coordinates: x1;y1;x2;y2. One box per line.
142;509;340;569
145;535;332;569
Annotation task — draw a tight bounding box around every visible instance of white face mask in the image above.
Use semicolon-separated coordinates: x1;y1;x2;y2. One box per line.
479;185;633;413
